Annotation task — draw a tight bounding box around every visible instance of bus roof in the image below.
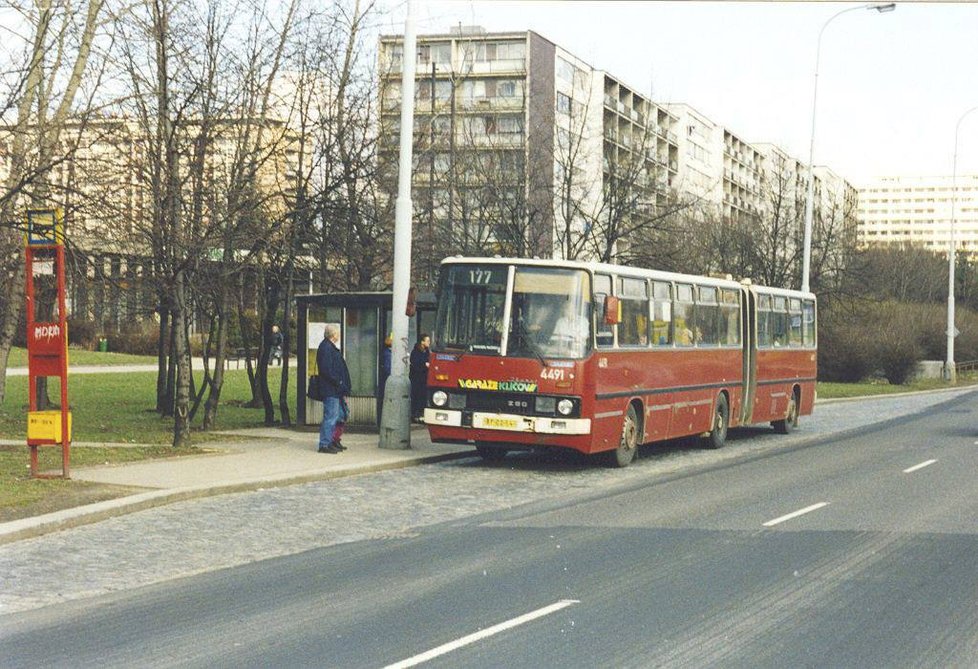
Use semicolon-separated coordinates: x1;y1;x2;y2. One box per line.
439;256;814;299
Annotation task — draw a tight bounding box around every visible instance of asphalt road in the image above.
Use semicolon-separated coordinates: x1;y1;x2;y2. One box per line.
3;392;978;668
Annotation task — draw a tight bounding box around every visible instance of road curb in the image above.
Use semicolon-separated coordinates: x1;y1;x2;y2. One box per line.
0;450;471;546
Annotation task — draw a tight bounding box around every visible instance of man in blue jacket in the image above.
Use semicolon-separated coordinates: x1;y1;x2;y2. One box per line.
316;324;351;454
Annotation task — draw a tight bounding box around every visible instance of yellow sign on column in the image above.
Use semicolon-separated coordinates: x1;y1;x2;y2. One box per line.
25;208;65;246
27;410;72;442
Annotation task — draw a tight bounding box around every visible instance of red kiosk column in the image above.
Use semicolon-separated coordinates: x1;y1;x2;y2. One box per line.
25;208;71;479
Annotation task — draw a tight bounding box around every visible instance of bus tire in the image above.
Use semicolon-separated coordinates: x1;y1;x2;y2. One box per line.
773;389;799;434
704;393;729;449
605;403;640;468
475;443;508;462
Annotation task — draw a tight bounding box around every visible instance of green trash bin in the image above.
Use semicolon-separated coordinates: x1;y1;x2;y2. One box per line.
98;337;108;352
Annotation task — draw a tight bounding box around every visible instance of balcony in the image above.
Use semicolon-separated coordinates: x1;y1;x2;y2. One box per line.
466;59;526;74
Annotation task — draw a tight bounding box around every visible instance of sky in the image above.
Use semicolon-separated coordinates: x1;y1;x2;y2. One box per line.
375;1;978;187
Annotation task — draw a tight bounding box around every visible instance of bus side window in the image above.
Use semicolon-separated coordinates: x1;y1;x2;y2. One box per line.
789;298;803;347
594;273;614;348
619;277;648;346
773;296;788;346
758;294;772;348
695;285;719;346
720;289;740;346
675;283;694;346
803;299;816;347
652;281;672;345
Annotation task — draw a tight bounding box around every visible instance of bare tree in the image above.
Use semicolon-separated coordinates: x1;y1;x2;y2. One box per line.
0;0;107;405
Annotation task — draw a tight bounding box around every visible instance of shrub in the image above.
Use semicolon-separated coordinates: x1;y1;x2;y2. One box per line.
110;321;160;355
819;319;875;382
67;318;98;349
874;308;923;385
819;299;925;385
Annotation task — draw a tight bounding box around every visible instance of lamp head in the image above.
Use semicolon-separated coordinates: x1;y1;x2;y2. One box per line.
868;3;896;12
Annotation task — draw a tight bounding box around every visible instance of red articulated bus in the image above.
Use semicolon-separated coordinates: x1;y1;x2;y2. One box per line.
423;257;817;467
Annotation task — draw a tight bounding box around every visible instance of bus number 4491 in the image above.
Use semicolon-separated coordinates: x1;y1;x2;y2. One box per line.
540;368;565;381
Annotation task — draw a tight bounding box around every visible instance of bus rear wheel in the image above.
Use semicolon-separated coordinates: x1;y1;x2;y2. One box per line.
773;390;799;434
703;394;728;449
475;443;508;462
605;403;639;468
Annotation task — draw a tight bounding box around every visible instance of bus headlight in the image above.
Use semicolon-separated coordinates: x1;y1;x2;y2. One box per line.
557;399;574;416
432;390;448;407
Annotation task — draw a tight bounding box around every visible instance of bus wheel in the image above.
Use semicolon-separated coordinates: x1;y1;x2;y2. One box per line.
475;443;508;462
773;390;799;434
704;394;729;449
606;404;639;467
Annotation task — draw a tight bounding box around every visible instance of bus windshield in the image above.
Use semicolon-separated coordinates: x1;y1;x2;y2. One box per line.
434;264;508;354
434;264;593;359
508;266;591;359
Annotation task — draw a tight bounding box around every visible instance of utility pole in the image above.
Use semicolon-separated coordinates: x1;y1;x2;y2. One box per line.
379;0;417;449
429;60;436;287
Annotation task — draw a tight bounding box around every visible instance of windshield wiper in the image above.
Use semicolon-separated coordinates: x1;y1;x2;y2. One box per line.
511;322;549;367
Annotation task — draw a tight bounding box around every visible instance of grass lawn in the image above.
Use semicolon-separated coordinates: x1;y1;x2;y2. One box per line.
1;366;298;444
0;444;202;522
0;362;299;522
816;376;977;399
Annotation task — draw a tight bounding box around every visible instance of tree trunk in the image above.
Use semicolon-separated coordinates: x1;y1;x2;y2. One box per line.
171;270;192;447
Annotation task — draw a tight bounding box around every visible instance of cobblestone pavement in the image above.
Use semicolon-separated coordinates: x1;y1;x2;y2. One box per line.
0;388;974;616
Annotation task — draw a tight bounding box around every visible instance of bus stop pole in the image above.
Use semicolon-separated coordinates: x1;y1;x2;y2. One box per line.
380;0;416;449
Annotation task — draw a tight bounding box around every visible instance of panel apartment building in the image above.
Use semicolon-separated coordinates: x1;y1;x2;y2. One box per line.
377;27;681;267
378;27;857;270
858;175;978;254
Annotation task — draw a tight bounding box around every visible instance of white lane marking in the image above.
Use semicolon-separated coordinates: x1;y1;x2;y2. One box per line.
763;502;829;527
385;599;580;669
903;459;937;474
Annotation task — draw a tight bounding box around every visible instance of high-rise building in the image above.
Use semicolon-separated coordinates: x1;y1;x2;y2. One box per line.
858;175;978;254
377;27;682;267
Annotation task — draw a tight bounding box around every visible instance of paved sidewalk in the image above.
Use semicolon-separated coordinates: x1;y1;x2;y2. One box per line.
0;424;472;545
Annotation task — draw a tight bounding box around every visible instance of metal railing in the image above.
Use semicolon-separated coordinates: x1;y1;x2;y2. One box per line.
955;359;978;374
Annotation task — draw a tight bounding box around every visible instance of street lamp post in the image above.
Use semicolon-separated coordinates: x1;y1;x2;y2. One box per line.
379;0;417;449
801;2;895;294
945;105;978;383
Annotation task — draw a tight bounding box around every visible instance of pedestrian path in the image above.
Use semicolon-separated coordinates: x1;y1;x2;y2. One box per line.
7;357;296;376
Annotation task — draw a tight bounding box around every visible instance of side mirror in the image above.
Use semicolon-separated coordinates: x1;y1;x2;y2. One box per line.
603;295;621;325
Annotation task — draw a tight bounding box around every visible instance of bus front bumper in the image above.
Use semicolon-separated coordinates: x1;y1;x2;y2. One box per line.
423;408;591;435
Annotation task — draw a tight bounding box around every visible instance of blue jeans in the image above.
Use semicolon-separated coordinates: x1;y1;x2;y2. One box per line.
319;396;342;448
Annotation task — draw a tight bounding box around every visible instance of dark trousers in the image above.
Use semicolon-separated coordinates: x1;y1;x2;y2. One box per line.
410;377;426;418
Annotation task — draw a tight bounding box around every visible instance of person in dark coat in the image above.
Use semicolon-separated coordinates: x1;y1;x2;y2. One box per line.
316;324;351;454
409;333;430;421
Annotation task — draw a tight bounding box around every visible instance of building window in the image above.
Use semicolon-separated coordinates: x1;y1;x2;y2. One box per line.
557;92;571;114
498;80;518;98
557;57;575;82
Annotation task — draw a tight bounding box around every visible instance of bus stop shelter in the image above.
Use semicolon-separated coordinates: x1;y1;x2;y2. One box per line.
296;291;436;428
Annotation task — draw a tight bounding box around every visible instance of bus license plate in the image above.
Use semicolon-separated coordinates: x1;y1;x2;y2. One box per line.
481;416;518;430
